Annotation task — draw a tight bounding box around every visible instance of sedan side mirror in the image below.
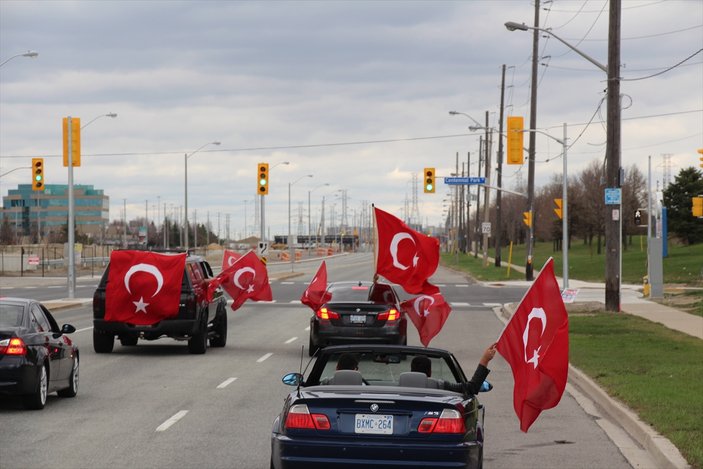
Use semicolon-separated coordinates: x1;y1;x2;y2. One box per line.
282;372;303;386
61;324;76;334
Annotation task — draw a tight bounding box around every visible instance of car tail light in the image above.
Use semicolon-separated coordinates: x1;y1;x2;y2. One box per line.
0;337;27;356
316;307;339;320
377;309;399;322
284;404;331;430
418;409;466;434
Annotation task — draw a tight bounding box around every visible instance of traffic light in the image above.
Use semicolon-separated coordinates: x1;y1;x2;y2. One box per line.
693;197;703;217
257;163;269;195
554;198;562;219
698;148;703;168
634;209;642;225
423;167;435;193
32;158;44;191
522;211;532;227
62;117;81;167
507;116;524;165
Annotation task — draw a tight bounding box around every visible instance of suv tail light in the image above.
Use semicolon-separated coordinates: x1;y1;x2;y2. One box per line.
418;409;465;434
284;404;331;430
0;337;27;356
316;307;339;320
377;309;399;322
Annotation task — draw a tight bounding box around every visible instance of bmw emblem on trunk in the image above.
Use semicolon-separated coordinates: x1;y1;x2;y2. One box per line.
370;403;379;413
356;308;361;313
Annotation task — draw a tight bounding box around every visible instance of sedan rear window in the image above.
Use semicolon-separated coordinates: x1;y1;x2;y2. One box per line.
0;305;24;327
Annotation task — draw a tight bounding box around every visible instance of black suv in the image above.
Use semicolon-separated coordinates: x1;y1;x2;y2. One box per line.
92;252;227;354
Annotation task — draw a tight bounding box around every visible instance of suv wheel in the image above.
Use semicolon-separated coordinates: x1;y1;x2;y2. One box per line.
210;307;227;348
188;317;208;354
93;329;114;353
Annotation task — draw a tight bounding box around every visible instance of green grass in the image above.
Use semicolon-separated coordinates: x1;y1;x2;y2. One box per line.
570;312;703;468
443;239;703;285
441;252;526;281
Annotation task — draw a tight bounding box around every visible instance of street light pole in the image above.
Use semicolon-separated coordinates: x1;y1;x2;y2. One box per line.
184;141;220;250
0;50;38;68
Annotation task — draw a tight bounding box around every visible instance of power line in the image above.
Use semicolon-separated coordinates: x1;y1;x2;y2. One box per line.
621;48;703;81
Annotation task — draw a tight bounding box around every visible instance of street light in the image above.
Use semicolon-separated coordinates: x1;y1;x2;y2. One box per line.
309;183;330;252
289;174;313;271
0;50;38;68
81;113;117;130
184;141;221;250
506;13;620;310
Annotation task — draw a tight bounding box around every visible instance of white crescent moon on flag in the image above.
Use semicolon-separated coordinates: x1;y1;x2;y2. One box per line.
390;232;415;270
233;267;256;290
413;295;435;317
523;307;547;365
124;263;164;297
227;256;237;267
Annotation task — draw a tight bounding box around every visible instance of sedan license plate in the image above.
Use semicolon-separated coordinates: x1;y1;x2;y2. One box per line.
349;314;366;324
354;414;393;434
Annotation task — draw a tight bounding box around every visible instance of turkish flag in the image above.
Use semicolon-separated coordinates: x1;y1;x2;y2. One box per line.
496;258;569;432
105;250;186;325
374;207;440;295
401;292;452;347
222;249;242;271
208;251;272;311
301;261;331;312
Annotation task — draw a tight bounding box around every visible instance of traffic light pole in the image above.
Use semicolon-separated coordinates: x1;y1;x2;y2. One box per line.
67;117;76;299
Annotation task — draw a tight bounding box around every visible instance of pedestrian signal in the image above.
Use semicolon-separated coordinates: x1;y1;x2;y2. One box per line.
258;163;269;195
634;210;642;225
62;117;81;167
507;116;524;165
522;211;532;227
554;199;562;219
423;167;435;193
32;158;44;191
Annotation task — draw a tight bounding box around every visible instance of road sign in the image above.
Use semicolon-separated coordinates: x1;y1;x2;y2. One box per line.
604;188;621;205
444;177;485;185
481;222;491;235
257;241;268;256
28;256;40;266
561;288;579;303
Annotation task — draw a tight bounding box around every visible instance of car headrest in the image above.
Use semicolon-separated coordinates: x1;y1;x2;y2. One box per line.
329;370;363;385
398;371;429;388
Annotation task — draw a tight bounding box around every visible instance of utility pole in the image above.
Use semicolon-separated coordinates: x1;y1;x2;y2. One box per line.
525;0;540;281
482;111;493;266
605;0;622;311
466;152;471;254
474;138;483;258
495;64;506;267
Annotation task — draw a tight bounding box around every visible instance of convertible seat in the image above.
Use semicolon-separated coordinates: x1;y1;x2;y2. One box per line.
329;370;363;385
398;371;430;388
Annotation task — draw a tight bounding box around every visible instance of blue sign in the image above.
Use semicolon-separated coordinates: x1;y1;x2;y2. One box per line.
444;177;485;185
604;188;622;205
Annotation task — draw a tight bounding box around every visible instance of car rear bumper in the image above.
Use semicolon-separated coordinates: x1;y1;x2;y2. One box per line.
93;319;201;337
271;434;480;469
0;359;37;395
313;323;404;345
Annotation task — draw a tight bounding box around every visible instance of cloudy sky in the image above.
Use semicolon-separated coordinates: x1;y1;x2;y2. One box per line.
1;0;701;240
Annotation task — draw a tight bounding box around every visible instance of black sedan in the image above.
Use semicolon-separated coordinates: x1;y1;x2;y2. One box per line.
271;344;491;469
0;297;79;409
308;281;407;356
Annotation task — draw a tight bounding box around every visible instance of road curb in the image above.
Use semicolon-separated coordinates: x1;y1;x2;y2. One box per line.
497;304;690;469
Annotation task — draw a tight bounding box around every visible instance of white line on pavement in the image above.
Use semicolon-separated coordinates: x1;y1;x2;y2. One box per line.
47;286;61;289
25;286;37;289
484;303;501;307
284;337;298;344
304;326;310;331
216;377;238;389
155;410;188;432
456;284;469;288
257;353;273;363
75;326;93;333
289;300;301;304
451;302;470;307
281;281;294;285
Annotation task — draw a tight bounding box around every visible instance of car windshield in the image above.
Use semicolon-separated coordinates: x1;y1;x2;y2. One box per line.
316;350;459;386
0;304;24;327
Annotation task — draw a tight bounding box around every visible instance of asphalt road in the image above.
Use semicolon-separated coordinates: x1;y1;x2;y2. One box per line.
0;253;632;468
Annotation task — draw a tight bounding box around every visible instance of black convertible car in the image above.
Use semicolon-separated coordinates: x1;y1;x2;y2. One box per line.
308;281;408;356
0;298;79;409
271;344;491;469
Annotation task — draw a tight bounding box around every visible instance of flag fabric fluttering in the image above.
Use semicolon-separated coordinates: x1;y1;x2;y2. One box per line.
221;249;242;271
208;251;272;311
496;257;569;432
105;250;186;325
374;207;439;295
301;261;331;312
401;292;452;347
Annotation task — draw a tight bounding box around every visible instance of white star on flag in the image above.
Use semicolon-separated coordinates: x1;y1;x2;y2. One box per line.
133;296;149;313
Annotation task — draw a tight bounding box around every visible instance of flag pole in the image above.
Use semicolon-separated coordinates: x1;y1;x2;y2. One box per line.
371;203;378;282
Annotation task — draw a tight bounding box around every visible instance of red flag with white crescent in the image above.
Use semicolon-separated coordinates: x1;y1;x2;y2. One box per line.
301;261;331;312
496;257;569;432
105;250;186;325
374;207;439;295
222;249;242;271
209;251;272;311
401;292;452;347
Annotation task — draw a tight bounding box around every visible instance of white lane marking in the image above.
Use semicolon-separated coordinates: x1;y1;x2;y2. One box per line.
216;377;238;389
257;353;273;363
281;281;295;285
456;284;469;288
435;284;446;287
47;286;61;289
25;286;37;289
304;326;310;331
76;326;93;333
284;337;298;344
289;300;301;304
484;303;501;307
451;302;470;307
155;410;188;432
